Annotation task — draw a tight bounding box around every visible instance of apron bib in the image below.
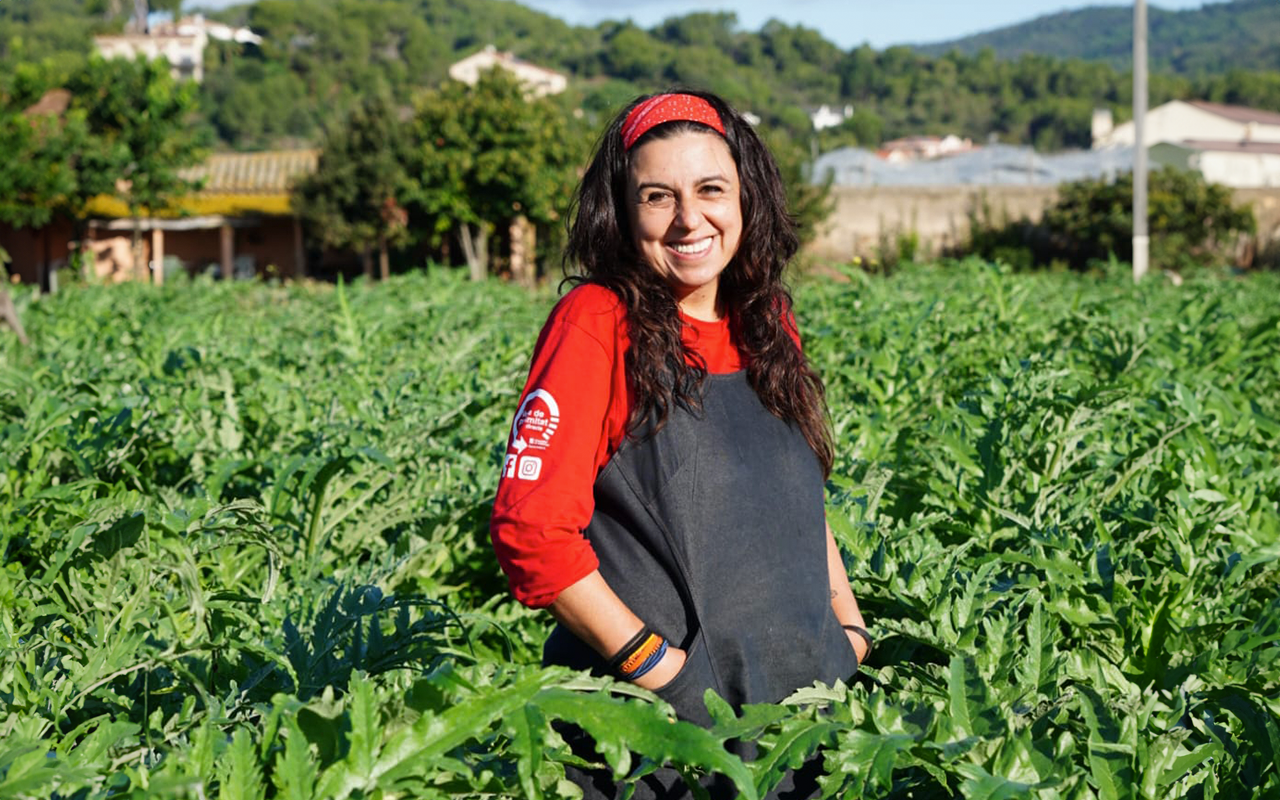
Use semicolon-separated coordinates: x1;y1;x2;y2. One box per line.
544;371;857;727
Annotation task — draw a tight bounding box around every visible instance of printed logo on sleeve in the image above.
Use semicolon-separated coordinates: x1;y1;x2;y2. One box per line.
516;456;542;481
510;389;560;454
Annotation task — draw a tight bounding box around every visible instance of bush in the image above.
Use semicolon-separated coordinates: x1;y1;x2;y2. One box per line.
959;167;1256;272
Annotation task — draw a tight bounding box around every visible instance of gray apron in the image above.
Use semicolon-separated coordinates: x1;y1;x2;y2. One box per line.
544;371;858;798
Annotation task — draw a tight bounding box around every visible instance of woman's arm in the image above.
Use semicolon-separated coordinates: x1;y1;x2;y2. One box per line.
549;570;687;690
826;521;871;663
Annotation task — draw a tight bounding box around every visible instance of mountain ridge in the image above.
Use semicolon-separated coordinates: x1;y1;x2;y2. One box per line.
913;0;1280;74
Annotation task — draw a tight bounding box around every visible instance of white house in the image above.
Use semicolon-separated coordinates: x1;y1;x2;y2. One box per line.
93;15;262;83
448;45;567;98
1093;100;1280;149
95;31;205;81
810;104;853;131
173;14;262;46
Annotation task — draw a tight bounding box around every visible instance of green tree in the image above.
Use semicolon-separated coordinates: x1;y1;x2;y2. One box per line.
961;166;1256;271
62;56;207;277
294;94;413;280
0;106;79;232
407;69;582;280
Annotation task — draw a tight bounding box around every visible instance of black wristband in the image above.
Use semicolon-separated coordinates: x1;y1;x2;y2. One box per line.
606;625;654;676
842;624;874;661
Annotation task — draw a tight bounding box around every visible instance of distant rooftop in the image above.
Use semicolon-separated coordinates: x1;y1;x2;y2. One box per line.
182;150;319;194
1187;101;1280;127
814;144;1135;187
1177;139;1280;156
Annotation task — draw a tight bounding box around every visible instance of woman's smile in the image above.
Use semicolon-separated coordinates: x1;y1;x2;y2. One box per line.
668;237;713;256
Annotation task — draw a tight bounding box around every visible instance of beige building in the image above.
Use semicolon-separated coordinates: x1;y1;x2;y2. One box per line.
1094;100;1280;188
448;45;568;97
1093;100;1280;149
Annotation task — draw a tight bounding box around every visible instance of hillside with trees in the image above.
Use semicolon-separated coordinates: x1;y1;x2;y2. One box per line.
2;0;1280;156
916;0;1280;75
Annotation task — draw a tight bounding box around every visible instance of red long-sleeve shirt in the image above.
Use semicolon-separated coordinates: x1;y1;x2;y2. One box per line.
490;283;797;608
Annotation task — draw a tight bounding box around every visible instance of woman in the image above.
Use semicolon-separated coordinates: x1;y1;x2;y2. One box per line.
489;90;870;795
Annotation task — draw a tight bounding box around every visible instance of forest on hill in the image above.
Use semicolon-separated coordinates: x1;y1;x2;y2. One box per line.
2;0;1280;154
917;0;1280;75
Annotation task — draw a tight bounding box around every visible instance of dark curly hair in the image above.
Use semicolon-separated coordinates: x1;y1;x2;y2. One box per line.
564;90;833;476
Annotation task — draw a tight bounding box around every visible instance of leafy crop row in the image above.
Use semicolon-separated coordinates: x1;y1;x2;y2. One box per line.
1;262;1277;798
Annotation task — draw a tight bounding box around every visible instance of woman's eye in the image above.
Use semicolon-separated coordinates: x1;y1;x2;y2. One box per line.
642;191;673;206
701;184;724;195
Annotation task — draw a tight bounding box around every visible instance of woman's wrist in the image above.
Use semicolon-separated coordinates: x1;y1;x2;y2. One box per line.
631;645;686;690
843;624;873;664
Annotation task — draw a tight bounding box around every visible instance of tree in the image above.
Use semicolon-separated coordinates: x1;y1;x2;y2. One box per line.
408;69;582;281
65;57;207;279
960;166;1256;271
0;105;64;340
294;94;413;280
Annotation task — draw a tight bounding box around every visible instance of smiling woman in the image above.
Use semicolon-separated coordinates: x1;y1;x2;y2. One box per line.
489;91;871;799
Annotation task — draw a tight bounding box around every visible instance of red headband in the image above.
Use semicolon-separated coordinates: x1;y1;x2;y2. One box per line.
620;94;726;150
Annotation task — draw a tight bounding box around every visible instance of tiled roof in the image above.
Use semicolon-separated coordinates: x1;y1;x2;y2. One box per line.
85;149;318;218
181;149;319;194
1187;101;1280;127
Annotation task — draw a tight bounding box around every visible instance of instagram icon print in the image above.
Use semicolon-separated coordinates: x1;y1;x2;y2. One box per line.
517;455;542;481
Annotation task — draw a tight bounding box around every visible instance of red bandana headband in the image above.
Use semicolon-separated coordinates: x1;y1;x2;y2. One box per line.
620;94;726;150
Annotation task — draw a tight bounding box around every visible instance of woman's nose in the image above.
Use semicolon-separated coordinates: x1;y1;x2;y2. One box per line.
673;199;704;230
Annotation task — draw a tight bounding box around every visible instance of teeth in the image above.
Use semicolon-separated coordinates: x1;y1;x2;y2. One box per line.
671;238;712;255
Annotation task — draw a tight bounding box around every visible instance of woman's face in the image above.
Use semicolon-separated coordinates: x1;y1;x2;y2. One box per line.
626;131;743;320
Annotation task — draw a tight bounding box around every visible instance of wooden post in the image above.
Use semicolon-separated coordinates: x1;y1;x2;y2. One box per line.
83;226;95;282
293;216;306;279
509;215;537;287
152;227;165;286
220;223;234;280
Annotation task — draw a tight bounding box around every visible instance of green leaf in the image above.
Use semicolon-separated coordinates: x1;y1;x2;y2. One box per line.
273;717;320;800
537;686;759;800
217;728;265;800
344;676;380;783
825;730;915;793
954;763;1038;800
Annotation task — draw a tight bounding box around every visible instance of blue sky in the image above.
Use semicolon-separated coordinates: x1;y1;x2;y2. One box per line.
190;0;1224;50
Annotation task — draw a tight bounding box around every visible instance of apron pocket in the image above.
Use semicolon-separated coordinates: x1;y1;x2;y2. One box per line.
653;633;716;727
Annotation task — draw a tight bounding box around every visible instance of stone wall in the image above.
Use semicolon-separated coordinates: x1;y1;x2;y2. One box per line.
807;185;1280;265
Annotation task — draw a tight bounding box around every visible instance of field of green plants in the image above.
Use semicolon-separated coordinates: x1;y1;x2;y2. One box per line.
2;262;1278;799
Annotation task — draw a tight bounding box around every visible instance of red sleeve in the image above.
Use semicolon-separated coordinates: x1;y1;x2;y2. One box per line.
489;286;625;608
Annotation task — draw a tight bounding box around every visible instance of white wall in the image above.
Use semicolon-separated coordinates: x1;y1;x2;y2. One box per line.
1199;151;1280;188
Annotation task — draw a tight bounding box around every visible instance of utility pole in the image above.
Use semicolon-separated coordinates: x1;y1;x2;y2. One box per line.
133;0;149;33
1133;0;1149;282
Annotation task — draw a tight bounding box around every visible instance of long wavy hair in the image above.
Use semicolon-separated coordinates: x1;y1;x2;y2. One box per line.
564;90;833;476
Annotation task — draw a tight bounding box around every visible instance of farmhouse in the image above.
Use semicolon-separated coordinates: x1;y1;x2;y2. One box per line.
447;45;568;97
0;149;319;288
1093;100;1280;188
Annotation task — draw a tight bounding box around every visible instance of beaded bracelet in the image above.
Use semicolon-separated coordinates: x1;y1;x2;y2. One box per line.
843;624;874;662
